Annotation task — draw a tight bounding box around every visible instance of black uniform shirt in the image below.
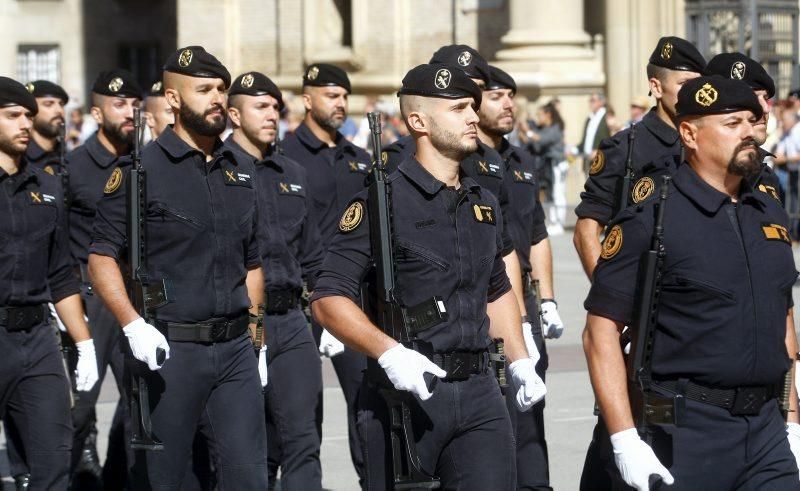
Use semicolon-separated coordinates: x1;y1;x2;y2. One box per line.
223;137;324;291
576;109;682;225
65;133;126;264
0;165;78;305
585;163;797;387
281;122;371;250
24;138;61;176
498;139;548;275
384;135;515;255
311;158;511;353
90;126;260;323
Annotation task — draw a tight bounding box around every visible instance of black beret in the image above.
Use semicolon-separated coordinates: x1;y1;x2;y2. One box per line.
92;69;142;99
302;63;351;93
147;80;164;97
163;46;231;88
0;77;38;115
429;44;490;84
25;80;69;103
649;36;706;74
397;63;482;107
706;52;775;99
229;72;284;110
676;75;763;119
486;65;516;93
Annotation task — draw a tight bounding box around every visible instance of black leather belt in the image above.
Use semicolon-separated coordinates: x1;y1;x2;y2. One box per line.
431;351;489;381
0;305;47;332
655;379;779;416
264;288;302;314
156;314;249;343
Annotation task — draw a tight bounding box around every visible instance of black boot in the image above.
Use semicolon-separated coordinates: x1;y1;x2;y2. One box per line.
71;425;103;490
13;473;30;491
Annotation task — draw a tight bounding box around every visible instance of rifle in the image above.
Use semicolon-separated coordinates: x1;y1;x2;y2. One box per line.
57;123;70;209
612;123;636;219
126;107;169;450
626;175;683;444
365;113;443;489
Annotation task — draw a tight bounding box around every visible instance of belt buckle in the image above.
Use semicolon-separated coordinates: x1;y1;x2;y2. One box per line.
209;322;227;342
730;387;767;416
445;353;471;381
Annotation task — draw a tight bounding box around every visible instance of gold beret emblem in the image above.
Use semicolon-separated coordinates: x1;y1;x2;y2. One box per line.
601;225;623;260
695;83;718;107
25;82;34;93
151;81;162;93
661;42;673;61
178;49;193;68
307;66;319;81
108;77;124;93
241;73;255;88
104;167;123;194
339;201;364;233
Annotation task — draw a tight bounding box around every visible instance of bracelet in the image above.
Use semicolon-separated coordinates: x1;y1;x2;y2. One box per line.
521;315;530;323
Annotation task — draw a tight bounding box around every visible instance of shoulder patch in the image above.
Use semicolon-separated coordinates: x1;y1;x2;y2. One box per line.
339;201;364;233
104;167;123;194
600;225;623;260
631;177;655;203
589;150;605;175
762;222;791;244
758;184;781;203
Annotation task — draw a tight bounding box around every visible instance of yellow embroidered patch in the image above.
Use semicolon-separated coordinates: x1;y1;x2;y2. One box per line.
762;223;791;244
601;225;623;260
589;150;605;175
103;168;122;194
339;201;364;233
632;177;655;203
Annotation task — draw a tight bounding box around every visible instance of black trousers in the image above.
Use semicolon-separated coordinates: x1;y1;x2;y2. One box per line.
128;331;268;489
311;318;366;482
358;371;516;491
581;387;800;490
504;291;552;490
264;308;322;490
0;321;72;490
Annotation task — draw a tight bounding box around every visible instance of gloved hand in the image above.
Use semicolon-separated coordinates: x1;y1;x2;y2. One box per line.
541;300;564;339
74;339;99;392
122;318;170;371
378;344;446;401
258;345;269;387
319;329;345;358
521;320;540;364
610;428;674;490
509;357;546;411
48;302;89;333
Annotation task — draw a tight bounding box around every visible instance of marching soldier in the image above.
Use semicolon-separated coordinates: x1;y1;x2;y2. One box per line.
88;46;268;488
0;76;98;490
23;80;69;175
573;36;706;279
312;62;546;490
583;76;800;489
64;68;143;486
280;62;370;482
477;65;563;490
225;71;325;490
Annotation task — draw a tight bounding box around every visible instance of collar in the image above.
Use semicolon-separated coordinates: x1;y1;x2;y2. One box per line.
496;138;520;164
85;132;119;169
157;125;233;163
223;136;284;172
294;122;355;156
398;158;480;196
0;163;38;191
640;109;680;147
25;138;51;161
673;163;765;214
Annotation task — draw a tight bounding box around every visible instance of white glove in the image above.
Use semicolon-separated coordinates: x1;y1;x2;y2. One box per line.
610;428;674;490
122;318;170;371
541;300;564;339
319;329;345;358
521;321;540;364
787;422;800;477
258;345;269;387
48;302;89;333
795;361;800;400
509;357;547;412
377;344;446;401
74;339;99;392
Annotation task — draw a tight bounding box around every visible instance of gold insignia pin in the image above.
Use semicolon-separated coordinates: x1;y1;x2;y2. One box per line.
514;170;523;181
279;182;289;193
25;82;34;93
103;167;123;194
434;68;451;89
348;162;358;171
307;66;319;81
241;73;255;88
225;170;236;182
473;204;495;224
632;177;655;203
339;201;364;233
661;42;673;61
762;223;791;244
380;151;388;165
478;161;489;173
458;51;472;66
43;165;55;176
179;49;193;68
30;191;42;203
108;77;124;93
695;83;718;107
730;61;746;80
758;184;781;202
151;81;162;93
589;150;605;175
601;225;623;259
